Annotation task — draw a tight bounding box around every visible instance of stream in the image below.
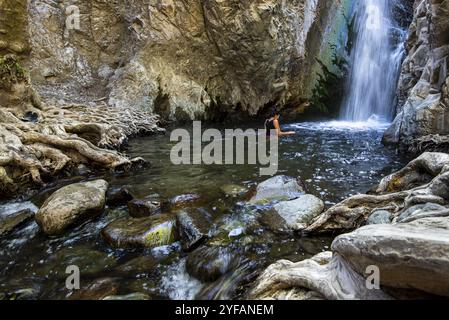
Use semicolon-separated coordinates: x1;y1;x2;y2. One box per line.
0;119;410;300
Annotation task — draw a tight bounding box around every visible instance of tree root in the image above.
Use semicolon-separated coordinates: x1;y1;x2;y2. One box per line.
408;134;449;154
0;54;163;197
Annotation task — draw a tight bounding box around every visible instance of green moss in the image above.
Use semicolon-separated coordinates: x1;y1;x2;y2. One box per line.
309;49;348;116
143;221;175;247
0;55;27;89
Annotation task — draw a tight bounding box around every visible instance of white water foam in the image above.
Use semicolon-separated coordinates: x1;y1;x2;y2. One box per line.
289;116;391;133
160;259;203;300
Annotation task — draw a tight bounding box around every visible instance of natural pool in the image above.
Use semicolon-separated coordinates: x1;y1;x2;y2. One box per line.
0;120;410;300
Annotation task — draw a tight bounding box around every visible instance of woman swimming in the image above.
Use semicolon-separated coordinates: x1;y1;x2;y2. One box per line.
264;108;296;137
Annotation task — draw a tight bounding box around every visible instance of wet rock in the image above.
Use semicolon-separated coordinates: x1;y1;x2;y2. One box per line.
35;180;108;236
176;209;211;251
228;227;245;238
396;203;448;223
366;210;392;225
271;195;324;231
6;288;40;300
258;210;293;235
220;184;249;198
127;194;161;218
186;246;236;282
69;278;119;300
107;187;134;206
169;194;202;209
102;214;177;249
106;208;129;222
0;209;34;237
249;175;305;205
198;260;260;300
103;293;150;300
114;256;157;275
333;217;449;297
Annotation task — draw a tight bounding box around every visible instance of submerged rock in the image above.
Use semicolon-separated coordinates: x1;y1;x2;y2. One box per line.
249;175;305;205
271;195;324;231
186;246;236;283
127;194;161;218
220;184;249;198
106;187;134;207
36;245;117;277
169;194;202;210
176;209;211;251
35;180;108;236
102;215;177;248
0;209;34;237
103;293;150;300
114;256;158;275
366;210;392;225
69;278;119;300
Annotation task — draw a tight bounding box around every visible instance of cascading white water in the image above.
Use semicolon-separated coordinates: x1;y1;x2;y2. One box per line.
340;0;406;122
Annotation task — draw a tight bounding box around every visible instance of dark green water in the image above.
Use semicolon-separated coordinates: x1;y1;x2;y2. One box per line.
0;120;409;300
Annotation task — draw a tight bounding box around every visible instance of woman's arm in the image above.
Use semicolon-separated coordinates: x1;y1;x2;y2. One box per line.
274;120;295;136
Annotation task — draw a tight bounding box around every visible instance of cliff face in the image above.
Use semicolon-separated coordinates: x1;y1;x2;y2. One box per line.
2;0;351;121
384;0;449;148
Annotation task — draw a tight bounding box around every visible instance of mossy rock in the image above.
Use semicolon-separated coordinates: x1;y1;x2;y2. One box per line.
102;214;178;248
0;54;27;89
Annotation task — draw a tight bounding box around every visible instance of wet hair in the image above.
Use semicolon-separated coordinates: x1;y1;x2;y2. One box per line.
268;107;280;118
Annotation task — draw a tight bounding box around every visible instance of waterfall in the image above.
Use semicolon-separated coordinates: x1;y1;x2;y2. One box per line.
340;0;406;122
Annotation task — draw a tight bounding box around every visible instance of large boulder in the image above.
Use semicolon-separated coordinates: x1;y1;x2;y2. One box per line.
35;180;108;235
270;195;324;231
249;175;305;205
102;214;177;248
333;217;449;297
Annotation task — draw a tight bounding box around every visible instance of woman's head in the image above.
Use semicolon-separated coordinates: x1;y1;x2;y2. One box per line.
269;107;280;119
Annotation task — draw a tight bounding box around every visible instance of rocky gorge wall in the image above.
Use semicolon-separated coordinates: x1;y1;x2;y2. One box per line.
0;0;354;195
384;0;449;150
4;0;352;121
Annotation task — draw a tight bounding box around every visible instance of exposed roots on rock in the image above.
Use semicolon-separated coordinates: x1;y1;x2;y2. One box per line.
248;253;390;300
304;152;449;234
408;134;449;154
0;55;163;196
